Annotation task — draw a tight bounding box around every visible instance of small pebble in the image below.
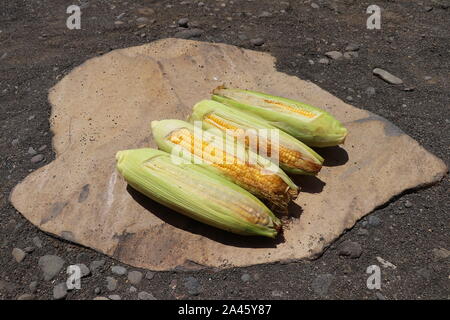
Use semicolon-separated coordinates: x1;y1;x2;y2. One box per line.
53;283;68;300
29;281;38;293
24;246;35;253
129;286;137;293
90;259;105;273
17;293;35;300
31;154;44;163
404;200;413;208
366;87;376;96
94;287;101;295
178;18;189;27
318;58;329;64
145;271;155;280
136;17;149;24
311;3;320;9
241;273;251;282
128;271;143;285
343;51;359;59
368;215;382;227
250;38;265;46
373;68;403;85
76;263;91;277
138;291;157;300
325;51;343;60
11;138;19;146
184;276;202;296
12;248;26;263
345;43;360;51
32;236;43;248
106;277;118;291
108;294;121;300
28;147;37;155
111;265;127;276
338;240;362;258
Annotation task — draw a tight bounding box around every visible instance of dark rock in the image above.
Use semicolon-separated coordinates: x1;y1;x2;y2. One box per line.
312;274;334;297
111;265;127;275
325;51;343;60
53;283;68;300
12;248;26;263
31;154;44;163
241;273;251;282
17;293;35;300
338;240;362;258
368;215;382;227
106;276;118;291
38;255;65;281
373;68;403;85
184;276;202;295
89;259;105;273
250;38;265;46
32;236;43;248
178;18;189;27
145;271;155;280
138;291;157;300
174;28;203;39
128;271;143;285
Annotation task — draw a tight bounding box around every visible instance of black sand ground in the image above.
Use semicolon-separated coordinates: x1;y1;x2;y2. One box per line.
0;0;449;300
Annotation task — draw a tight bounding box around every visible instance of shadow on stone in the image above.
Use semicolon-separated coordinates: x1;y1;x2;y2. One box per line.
127;185;285;248
291;175;326;194
316;146;349;167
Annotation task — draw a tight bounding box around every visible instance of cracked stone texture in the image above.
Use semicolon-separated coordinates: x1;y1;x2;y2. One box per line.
10;39;447;271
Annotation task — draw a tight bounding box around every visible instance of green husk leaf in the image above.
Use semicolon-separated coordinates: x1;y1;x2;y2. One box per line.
151;119;299;209
212;87;348;147
189;99;324;175
116;148;281;238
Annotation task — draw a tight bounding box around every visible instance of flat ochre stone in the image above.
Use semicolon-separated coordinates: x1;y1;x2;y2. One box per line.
10;39;447;271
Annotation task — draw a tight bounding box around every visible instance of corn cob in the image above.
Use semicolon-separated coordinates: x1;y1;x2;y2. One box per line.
212;86;348;147
189;99;324;175
116;148;281;237
151;119;298;210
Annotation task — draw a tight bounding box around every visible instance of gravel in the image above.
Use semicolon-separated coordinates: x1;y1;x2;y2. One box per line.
184;276;202;296
312;274;334;297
